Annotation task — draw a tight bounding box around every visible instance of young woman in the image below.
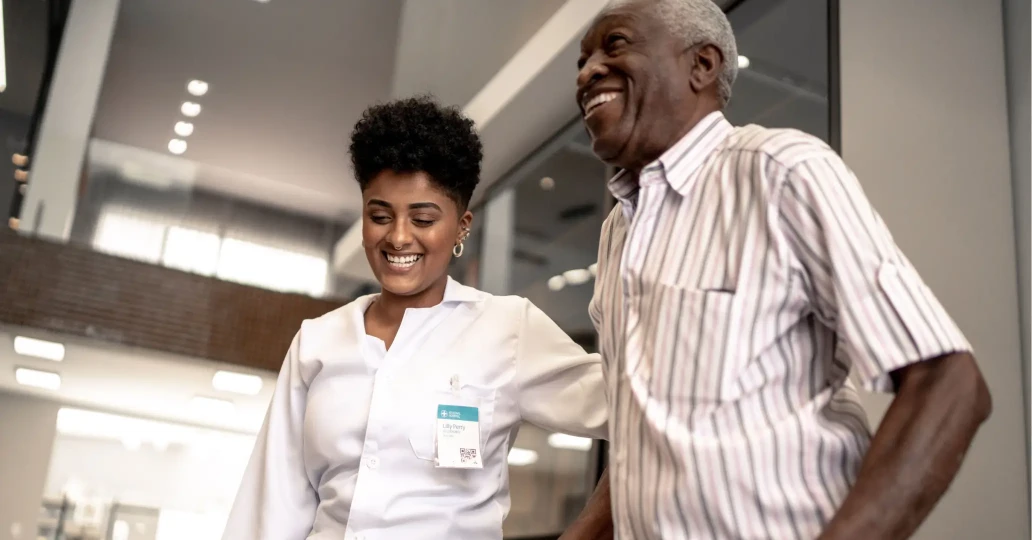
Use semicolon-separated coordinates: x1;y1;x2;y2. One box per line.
222;97;611;540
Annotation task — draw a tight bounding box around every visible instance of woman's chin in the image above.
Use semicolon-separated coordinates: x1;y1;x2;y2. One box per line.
379;275;425;297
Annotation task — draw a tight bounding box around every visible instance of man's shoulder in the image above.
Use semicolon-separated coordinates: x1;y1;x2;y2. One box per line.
723;123;837;170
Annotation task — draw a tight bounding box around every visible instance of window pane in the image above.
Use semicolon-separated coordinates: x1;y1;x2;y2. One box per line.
216;238;329;297
93;210;166;264
162;226;221;276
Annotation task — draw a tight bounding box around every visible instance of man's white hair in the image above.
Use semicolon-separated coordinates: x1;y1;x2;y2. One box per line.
607;0;738;105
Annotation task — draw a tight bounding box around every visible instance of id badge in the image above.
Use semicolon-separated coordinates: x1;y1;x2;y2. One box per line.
435;404;483;469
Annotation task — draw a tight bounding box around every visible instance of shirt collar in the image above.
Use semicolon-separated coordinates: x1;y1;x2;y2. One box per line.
442;276;487;303
607;111;734;203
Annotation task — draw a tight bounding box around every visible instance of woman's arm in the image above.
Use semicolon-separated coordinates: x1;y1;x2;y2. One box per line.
222;330;318;540
513;300;613;538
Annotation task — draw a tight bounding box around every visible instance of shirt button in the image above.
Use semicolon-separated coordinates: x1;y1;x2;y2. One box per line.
366;457;379;469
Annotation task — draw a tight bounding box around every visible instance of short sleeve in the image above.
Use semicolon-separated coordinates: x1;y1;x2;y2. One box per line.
223;329;318;539
516;300;608;440
776;151;971;392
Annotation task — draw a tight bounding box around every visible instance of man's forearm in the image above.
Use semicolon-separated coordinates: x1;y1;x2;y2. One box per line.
560;468;613;540
819;353;991;539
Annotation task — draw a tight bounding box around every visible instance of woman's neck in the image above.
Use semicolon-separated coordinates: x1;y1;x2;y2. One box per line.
369;275;449;326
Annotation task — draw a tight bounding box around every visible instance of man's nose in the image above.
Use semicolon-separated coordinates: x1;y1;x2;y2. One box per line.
577;54;608;92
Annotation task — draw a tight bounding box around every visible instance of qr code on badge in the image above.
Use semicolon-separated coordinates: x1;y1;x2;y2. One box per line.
460;448;478;463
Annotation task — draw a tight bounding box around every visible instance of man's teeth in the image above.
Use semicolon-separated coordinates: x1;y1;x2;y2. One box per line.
386;253;422;267
584;92;619;115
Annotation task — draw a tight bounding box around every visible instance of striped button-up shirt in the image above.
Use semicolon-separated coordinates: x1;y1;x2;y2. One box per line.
589;111;971;540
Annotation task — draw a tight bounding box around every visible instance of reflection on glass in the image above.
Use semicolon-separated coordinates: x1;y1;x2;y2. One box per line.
488;123;608;538
43;408;254;540
511;127;607;337
725;0;829;140
72;140;354;299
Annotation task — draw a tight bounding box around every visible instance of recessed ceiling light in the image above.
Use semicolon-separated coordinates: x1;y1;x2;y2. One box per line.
13;336;65;361
547;433;593;451
562;268;593;286
187;80;209;96
738;55;750;69
174;121;194;137
507;447;538;466
547;275;566;291
15;367;61;390
539;176;555;190
180;102;201;117
212;370;263;396
168;139;187;155
190;396;235;418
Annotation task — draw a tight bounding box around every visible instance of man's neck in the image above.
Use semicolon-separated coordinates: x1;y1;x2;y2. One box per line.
624;103;722;176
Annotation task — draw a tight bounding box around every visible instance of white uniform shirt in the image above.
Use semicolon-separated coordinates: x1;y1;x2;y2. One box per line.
223;277;608;540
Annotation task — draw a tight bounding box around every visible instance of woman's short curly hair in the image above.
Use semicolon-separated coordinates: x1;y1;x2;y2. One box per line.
349;95;483;210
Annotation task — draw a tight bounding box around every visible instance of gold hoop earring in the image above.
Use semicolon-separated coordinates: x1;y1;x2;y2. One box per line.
453;242;464;258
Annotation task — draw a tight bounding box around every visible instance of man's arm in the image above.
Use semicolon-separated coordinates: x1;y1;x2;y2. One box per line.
560;468;613;540
819;352;991;539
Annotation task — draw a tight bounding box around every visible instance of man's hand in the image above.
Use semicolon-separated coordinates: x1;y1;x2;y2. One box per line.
559;468;614;540
818;352;991;539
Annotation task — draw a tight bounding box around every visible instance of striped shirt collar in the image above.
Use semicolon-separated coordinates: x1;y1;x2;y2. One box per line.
607;111;734;205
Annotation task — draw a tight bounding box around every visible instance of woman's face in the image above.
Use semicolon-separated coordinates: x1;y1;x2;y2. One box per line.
362;170;472;297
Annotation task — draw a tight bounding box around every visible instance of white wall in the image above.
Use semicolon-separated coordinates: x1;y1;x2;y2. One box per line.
0;392;60;540
839;0;1029;537
1002;0;1031;459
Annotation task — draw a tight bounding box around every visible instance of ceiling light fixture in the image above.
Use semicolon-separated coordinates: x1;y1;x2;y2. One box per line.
174;121;194;137
0;0;7;93
588;262;598;277
189;396;235;418
15;367;61;390
738;55;750;69
13;336;65;361
547;433;593;451
212;370;264;396
180;102;202;117
168;139;187;155
187;80;209;96
539;176;555;190
507;447;539;466
562;268;593;286
547;275;566;291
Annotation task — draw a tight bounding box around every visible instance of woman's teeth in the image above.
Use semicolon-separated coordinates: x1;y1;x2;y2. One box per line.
385;253;422;268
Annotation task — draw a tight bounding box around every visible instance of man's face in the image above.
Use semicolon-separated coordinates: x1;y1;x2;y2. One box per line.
576;1;699;171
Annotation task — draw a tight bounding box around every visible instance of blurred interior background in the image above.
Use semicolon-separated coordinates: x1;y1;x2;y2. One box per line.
0;0;1028;539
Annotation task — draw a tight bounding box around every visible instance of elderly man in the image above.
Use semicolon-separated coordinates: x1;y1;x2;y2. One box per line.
575;0;992;538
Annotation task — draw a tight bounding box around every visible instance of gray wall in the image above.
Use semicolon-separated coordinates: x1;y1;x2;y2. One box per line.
839;0;1029;537
0;392;60;540
1003;0;1031;457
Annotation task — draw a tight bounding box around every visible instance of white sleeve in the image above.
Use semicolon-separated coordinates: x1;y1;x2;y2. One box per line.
222;330;317;540
515;300;609;440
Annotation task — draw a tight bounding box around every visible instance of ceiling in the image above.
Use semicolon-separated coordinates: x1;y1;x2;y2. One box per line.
90;0;403;222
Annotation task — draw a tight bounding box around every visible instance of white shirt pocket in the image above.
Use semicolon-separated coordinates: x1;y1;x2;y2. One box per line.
408;385;498;462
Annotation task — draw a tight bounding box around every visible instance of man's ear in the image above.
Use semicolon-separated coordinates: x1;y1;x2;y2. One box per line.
688;43;724;95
